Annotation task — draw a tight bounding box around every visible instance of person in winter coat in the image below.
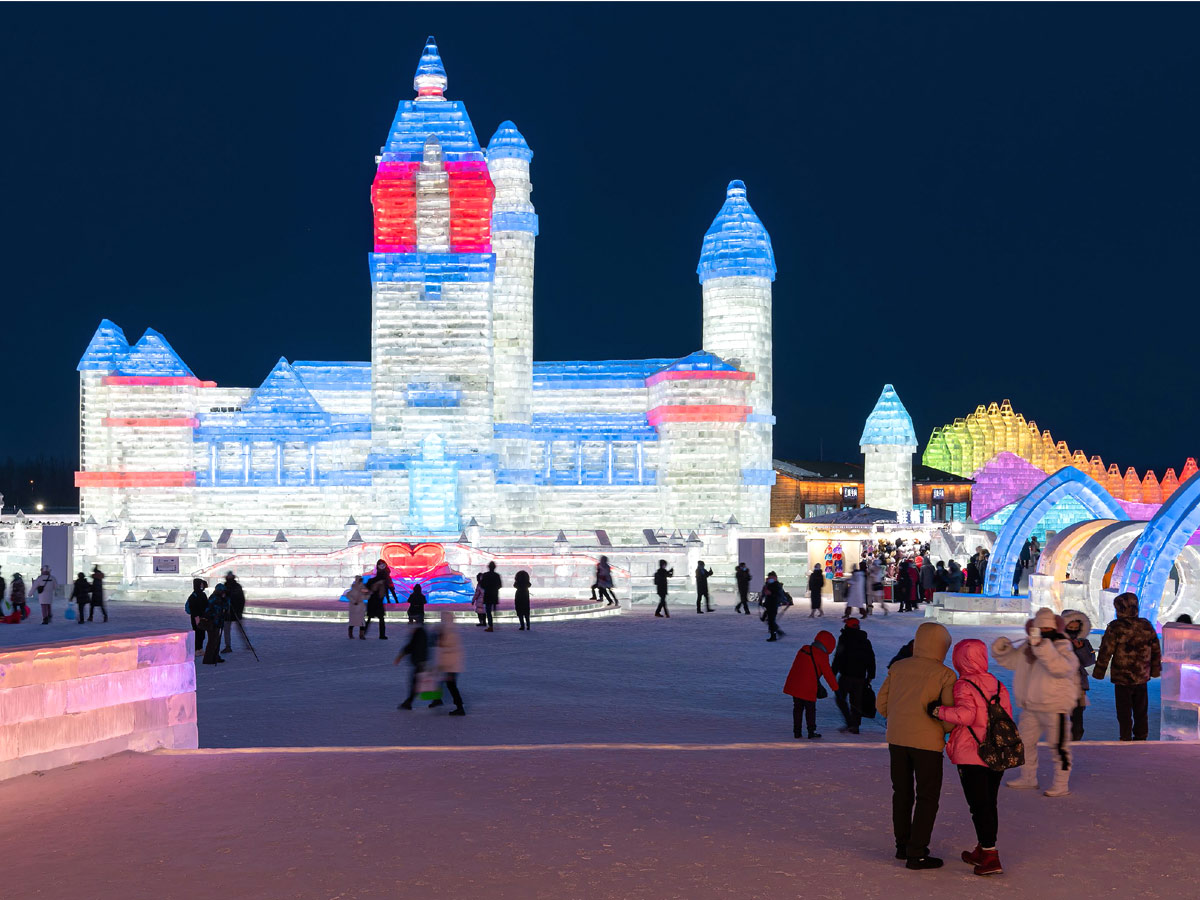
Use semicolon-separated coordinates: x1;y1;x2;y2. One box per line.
394;624;429;710
432;611;466;715
946;561;965;593
32;566;58;625
222;572;245;652
1061;609;1095;741
186;578;209;653
844;563;867;619
71;573;90;624
906;563;921;609
784;630;838;739
1010;560;1023;596
932;561;948;594
933;638;1014;877
89;566;108;622
919;561;936;603
479;561;502;631
1019;540;1032;570
406;584;427;624
514;570;532;630
734;562;752;615
761;572;787;641
807;565;825;617
9;574;28;622
202;585;228;665
832;619;876;734
345;576;368;639
977;550;990;590
1092;592;1162;741
365;560;396;640
867;558;887;616
991;607;1079;796
471;573;487;626
694;561;715;614
653;560;674;618
894;561;913;612
964;558;981;594
876;621;957;869
596;556;617;606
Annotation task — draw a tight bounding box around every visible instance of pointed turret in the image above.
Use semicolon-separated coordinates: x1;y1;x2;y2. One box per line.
413;35;448;99
697;181;777;284
860;385;917;513
77;319;130;372
487;120;533;162
859;385;918;448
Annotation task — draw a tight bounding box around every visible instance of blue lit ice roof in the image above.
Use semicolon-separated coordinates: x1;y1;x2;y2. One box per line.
487;120;533;162
859;384;917;447
113;328;194;378
697;180;776;284
77;319;130;372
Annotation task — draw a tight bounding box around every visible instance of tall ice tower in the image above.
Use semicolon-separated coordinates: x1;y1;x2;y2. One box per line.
367;36;497;531
860;384;917;514
698;180;777;527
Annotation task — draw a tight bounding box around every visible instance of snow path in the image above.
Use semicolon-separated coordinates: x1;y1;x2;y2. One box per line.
0;744;1194;899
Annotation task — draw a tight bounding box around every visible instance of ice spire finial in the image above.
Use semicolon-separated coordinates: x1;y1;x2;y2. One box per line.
414;35;448;99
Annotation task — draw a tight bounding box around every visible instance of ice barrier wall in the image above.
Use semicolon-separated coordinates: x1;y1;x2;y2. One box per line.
0;630;198;781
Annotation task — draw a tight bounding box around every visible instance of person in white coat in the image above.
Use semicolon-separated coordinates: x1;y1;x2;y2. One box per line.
432;611;466;715
345;576;367;639
844;562;867;619
32;565;58;625
991;607;1079;797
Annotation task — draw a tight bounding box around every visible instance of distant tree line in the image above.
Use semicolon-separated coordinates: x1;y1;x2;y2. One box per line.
0;456;77;513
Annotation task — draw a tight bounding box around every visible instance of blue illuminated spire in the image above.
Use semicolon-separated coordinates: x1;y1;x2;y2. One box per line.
242;358;327;420
413;35;448;98
487;120;533;162
114;328;194;378
77;319;129;371
696;180;776;284
859;384;918;447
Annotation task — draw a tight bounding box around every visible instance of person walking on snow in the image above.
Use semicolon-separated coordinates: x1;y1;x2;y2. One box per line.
479;561;502;631
89;566;107;622
844;562;867;619
431;611;466;715
653;560;674;618
365;559;396;640
71;573;90;624
471;573;487;626
734;562;752;615
919;559;935;604
9;573;28;622
1061;609;1095;741
932;638;1013;877
595;556;617;606
868;558;888;615
784;630;838;738
394;624;429;710
186;578;209;653
761;571;787;641
876;621;957;870
832;618;875;734
695;561;714;613
32;565;57;625
807;564;825;617
345;575;368;639
223;572;245;652
991;607;1079;796
1092;592;1162;741
201;584;228;665
514;569;532;630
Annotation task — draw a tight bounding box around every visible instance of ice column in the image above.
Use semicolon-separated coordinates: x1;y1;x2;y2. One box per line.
698;181;777;528
860;384;917;514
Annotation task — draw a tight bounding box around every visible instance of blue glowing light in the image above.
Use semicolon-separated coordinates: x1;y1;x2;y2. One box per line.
697;180;777;284
77;319;130;372
859;384;917;447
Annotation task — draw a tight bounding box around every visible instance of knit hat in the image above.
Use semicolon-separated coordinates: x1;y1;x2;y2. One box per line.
1032;607;1058;631
844;617;860;629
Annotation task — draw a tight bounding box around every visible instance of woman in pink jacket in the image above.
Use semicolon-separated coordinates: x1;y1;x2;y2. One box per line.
934;638;1013;878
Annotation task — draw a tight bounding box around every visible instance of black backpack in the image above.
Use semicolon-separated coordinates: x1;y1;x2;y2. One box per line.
964;679;1025;771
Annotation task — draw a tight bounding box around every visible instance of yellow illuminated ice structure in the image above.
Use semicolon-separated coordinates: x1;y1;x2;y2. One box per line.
921;399;1197;504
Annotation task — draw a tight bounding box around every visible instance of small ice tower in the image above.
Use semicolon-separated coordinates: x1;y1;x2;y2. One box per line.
860;384;917;514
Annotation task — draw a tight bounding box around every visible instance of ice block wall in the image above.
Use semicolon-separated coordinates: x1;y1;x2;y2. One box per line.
1161;622;1200;741
0;630;198;781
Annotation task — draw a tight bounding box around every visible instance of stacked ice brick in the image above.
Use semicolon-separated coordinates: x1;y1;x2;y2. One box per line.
859;384;917;514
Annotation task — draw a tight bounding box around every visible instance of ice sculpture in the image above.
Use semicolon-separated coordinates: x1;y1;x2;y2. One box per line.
859;384;917;514
73;35;778;536
1161;622;1200;741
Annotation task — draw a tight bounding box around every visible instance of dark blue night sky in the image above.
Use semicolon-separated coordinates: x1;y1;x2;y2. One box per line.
3;3;1198;476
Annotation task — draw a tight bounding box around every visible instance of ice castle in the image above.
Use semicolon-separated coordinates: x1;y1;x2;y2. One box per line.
75;37;778;536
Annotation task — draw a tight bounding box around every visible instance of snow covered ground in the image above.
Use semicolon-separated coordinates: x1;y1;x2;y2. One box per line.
1;594;1191;898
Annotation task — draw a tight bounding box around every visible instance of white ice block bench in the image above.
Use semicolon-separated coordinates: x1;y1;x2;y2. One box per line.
0;630;198;780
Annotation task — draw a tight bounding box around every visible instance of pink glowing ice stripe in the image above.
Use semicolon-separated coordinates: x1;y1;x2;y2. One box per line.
103;417;199;428
645;369;754;387
103;375;216;387
646;405;751;427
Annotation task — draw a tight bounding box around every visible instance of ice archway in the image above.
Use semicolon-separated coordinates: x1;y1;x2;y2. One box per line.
1112;472;1200;622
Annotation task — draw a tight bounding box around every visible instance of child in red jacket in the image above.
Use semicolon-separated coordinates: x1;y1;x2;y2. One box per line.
784;631;838;738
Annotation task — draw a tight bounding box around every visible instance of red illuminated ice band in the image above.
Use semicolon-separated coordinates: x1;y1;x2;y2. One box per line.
644;369;754;387
102;417;199;428
102;375;216;387
75;471;197;488
646;405;752;427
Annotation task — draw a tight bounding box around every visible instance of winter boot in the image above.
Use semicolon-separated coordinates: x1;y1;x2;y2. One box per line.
359;626;366;640
905;856;943;870
973;848;1002;876
348;626;354;639
1006;773;1039;790
449;707;466;716
961;844;985;867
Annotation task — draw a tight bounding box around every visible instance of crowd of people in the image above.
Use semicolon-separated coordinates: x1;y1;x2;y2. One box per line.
778;591;1162;875
184;572;247;665
0;564;109;625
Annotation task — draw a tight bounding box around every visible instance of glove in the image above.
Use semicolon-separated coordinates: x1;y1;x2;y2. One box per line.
926;700;941;719
993;636;1012;654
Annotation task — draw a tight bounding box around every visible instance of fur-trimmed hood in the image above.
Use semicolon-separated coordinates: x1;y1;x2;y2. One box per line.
1062;608;1092;639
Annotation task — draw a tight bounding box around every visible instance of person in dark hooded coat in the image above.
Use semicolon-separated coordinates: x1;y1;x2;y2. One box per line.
1093;592;1162;741
394;625;430;710
365;560;396;640
71;573;91;624
832;619;876;734
186;578;209;653
783;630;838;738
